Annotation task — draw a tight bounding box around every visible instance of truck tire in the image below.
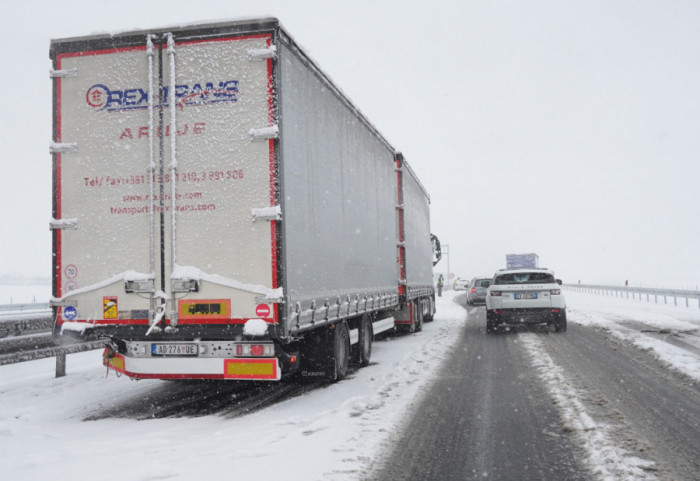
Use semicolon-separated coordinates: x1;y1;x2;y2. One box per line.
423;297;435;322
414;305;424;332
352;315;373;366
331;321;351;381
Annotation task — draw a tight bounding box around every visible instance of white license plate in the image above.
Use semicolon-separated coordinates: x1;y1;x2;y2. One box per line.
151;343;198;356
514;292;538;300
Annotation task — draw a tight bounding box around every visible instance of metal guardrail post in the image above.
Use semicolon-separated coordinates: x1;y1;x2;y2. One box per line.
56;354;66;377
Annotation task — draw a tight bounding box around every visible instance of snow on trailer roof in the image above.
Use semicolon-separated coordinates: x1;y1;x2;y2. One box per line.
49;16;280;50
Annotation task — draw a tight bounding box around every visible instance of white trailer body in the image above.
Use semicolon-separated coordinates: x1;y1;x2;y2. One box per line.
50;18;436;382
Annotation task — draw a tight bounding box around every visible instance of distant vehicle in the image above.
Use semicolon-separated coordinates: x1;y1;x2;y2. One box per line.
466;278;491;305
505;253;539;269
485;268;566;333
454;278;469;291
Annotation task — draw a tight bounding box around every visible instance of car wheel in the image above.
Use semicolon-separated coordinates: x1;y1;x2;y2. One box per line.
486;320;496;334
555;318;567;333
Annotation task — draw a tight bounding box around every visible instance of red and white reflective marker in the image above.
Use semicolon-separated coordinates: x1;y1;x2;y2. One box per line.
256;304;271;317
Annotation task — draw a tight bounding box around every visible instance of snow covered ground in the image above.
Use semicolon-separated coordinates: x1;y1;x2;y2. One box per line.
1;289;698;481
0;292;467;481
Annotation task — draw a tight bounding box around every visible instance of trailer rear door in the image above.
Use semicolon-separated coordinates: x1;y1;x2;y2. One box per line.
51;28;279;333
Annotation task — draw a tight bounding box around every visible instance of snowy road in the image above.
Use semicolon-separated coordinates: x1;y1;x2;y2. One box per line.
1;290;699;480
373;292;700;481
371;302;588;481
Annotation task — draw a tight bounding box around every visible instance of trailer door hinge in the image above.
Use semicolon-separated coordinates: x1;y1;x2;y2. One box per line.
50;299;78;308
50;142;77;154
248;46;277;61
249;125;279;141
255;295;285;304
171;278;199;293
50;68;78;78
252;205;282;222
50;218;78;230
124;279;156;294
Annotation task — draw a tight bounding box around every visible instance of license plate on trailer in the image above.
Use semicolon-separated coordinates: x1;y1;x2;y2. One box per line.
151;343;198;356
514;292;538;300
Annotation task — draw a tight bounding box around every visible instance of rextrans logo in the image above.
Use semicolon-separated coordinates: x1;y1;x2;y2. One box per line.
85;80;239;112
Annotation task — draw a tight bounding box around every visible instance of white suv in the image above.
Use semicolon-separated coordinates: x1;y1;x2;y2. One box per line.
485;268;566;333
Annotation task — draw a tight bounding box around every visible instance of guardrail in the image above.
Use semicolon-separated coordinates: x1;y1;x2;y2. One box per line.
565;284;700;308
0;302;50;312
0;307;102;377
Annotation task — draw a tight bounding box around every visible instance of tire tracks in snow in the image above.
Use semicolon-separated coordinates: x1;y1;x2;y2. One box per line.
520;333;659;480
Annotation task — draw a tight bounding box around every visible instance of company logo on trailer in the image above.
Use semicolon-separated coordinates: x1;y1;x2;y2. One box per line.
85;80;239;112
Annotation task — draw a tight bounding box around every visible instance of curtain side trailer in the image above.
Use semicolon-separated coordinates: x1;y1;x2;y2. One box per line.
50;18;438;382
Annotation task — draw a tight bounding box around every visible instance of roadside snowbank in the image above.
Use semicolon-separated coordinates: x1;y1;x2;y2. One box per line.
565;288;700;382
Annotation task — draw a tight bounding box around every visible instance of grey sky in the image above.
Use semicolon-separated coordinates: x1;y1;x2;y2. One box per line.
1;0;698;288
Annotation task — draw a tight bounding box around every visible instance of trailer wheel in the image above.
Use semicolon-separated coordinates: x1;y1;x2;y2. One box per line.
423;296;435;322
353;315;373;366
414;304;424;332
331;321;351;381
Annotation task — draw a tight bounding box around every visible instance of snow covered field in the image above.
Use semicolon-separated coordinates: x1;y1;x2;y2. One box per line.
1;289;698;481
0;282;51;305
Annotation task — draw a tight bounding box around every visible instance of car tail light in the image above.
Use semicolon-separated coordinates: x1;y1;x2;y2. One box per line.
471;287;476;293
490;290;502;297
550;289;561;295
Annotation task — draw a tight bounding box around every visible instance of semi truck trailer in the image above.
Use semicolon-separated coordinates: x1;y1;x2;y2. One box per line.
49;18;440;382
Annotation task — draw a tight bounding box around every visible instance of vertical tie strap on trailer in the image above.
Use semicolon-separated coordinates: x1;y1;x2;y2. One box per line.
146;34;158;324
166;33;179;330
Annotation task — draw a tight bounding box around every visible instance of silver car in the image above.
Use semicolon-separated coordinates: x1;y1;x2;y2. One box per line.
466;277;491;305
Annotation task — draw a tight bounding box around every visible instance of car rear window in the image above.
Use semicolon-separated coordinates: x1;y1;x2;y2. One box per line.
494;272;555;285
477;279;491;287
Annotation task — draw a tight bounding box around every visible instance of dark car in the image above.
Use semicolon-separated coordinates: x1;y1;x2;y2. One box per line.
466;277;491;305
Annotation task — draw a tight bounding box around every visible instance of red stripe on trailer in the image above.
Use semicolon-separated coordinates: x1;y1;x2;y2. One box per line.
266;34;279;323
54;56;64;323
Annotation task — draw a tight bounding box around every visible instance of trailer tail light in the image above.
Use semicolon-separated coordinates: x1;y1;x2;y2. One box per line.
490;290;502;297
235;343;274;357
551;309;560;313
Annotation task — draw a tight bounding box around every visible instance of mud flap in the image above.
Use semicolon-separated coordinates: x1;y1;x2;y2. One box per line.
299;323;349;382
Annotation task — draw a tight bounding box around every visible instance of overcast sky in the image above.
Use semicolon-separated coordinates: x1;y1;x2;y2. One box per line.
1;0;698;288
